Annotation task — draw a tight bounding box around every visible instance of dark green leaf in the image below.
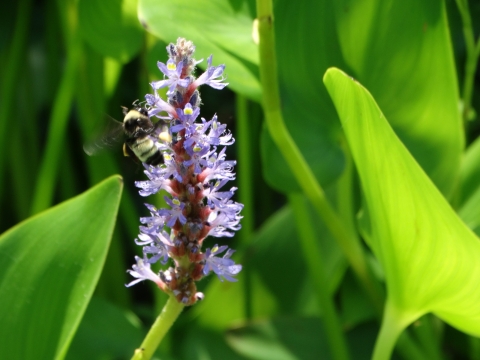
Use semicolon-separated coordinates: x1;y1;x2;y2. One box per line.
66;296;143;360
79;0;143;63
250;204;345;314
181;326;245;360
0;176;123;359
226;317;330;360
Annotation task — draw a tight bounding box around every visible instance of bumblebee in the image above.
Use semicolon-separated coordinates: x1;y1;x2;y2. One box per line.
84;106;170;165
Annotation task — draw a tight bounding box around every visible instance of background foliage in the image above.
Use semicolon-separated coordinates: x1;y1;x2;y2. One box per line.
1;0;480;359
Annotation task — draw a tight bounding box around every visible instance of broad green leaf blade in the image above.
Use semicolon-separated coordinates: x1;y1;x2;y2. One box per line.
138;0;261;101
66;296;143;360
181;327;245;360
0;176;123;360
265;0;461;195
340;271;377;328
79;0;143;63
250;204;345;313
324;68;480;335
226;317;380;360
226;317;331;360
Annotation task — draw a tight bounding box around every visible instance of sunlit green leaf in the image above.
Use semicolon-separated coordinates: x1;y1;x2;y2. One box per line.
324;67;480;335
0;176;123;359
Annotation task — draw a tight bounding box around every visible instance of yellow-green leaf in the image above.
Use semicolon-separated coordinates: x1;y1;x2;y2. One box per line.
324;68;480;337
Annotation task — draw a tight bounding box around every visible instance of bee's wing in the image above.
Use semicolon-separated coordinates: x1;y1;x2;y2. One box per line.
83;117;125;156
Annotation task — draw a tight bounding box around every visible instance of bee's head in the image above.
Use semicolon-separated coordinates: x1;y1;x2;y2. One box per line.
123;107;153;137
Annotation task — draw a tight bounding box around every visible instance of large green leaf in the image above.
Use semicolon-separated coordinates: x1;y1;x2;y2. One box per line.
181;327;245;360
138;0;261;101
324;68;480;335
265;0;461;194
66;296;143;360
226;317;331;360
249;203;345;314
0;176;123;359
79;0;143;63
226;317;380;360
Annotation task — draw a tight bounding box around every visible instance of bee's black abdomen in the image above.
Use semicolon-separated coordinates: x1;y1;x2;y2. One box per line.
145;151;163;165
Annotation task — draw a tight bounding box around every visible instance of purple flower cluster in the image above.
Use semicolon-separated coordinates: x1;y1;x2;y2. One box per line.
126;38;243;305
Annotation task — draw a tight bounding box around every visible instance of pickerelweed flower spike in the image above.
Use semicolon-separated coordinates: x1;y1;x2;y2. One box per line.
126;38;243;306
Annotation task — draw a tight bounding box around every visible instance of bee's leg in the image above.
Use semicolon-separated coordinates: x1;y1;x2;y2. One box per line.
123;143;131;157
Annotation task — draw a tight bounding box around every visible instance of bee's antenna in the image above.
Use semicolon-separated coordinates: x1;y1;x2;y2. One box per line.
132;99;148;111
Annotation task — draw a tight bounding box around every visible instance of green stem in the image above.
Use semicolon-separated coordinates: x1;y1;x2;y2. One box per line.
0;0;34;203
236;94;255;240
131;296;184;360
236;94;254;319
30;0;81;215
373;302;416;360
289;193;350;360
255;0;383;312
455;0;480;121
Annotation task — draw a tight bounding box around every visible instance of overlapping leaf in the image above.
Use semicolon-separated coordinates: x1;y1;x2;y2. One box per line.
264;0;461;194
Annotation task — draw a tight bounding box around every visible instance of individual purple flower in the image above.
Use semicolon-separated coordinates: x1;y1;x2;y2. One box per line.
151;59;191;96
205;115;234;146
159;197;187;227
141;231;170;265
145;93;176;119
171;103;200;136
203;180;236;209
193;55;228;90
183;120;210;150
135;165;174;196
139;203;165;234
126;256;164;288
183;140;210;174
203;245;242;282
200;147;237;182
